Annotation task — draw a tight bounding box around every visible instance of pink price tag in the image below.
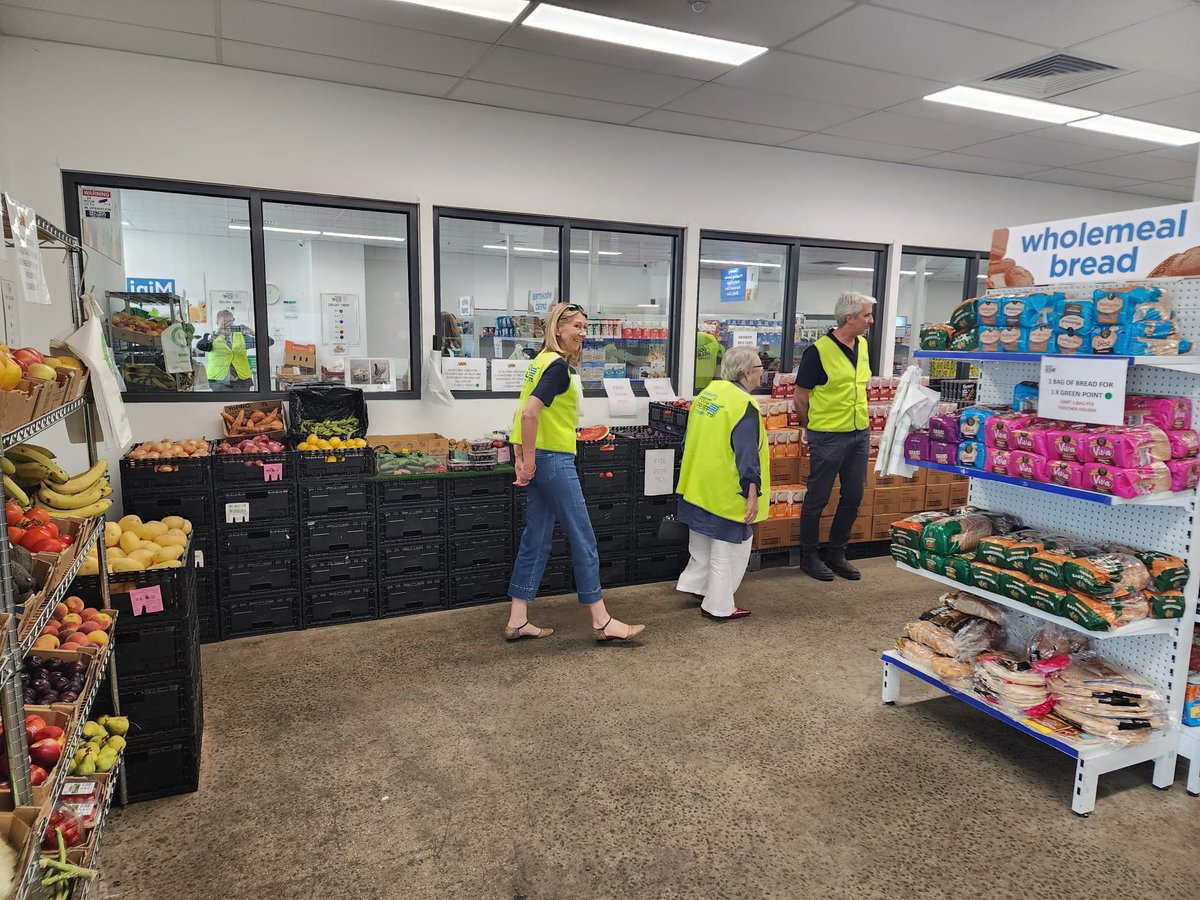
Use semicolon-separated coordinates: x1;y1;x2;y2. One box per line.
262;463;283;482
129;585;164;616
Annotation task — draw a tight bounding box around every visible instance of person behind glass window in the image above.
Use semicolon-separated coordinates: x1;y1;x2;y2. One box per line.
197;309;256;391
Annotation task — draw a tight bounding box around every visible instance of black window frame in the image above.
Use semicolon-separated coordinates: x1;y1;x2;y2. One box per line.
698;229;890;392
433;206;685;397
62;171;422;402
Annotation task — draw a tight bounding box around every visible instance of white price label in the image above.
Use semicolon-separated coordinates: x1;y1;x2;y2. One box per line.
1038;355;1127;425
224;502;250;524
491;358;531;392
643;449;676;497
441;357;487;391
194;550;204;568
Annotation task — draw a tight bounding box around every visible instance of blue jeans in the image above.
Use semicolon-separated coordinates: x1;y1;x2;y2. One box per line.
509;450;602;604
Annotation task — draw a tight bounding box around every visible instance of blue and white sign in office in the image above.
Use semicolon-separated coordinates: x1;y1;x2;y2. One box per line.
126;277;176;294
720;266;747;303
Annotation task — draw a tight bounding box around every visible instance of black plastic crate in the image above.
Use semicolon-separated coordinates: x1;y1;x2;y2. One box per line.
450;566;510;608
300;480;372;518
597;554;633;588
113;619;194;681
120;452;212;492
541;560;572;595
212;449;295;485
189;532;215;573
219;521;297;558
124;734;200;803
123;490;212;532
375;477;446;508
449;500;507;536
633;549;690;585
295;446;374;481
302;550;373;588
302;517;374;555
586;497;630;531
634;494;678;527
448;473;511;502
219;554;300;599
304;582;376;626
378;576;446;618
450;533;511;569
221;591;302;638
198;606;220;644
379;503;444;543
96;673;198;736
377;540;446;579
72;545;195;626
217;484;296;526
647;402;688;435
612;426;684;457
577;464;633;497
576;434;632;467
195;570;216;611
593;529;632;557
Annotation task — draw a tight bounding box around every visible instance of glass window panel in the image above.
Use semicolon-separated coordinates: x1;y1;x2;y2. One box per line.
697;238;788;392
794;246;879;371
570;229;674;388
438;216;560;390
895;251;970;374
83;186;255;393
262;202;412;391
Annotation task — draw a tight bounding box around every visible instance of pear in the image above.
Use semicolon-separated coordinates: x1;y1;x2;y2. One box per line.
82;721;105;741
94;750;118;774
74;757;97;777
104;736;126;753
102;716;129;737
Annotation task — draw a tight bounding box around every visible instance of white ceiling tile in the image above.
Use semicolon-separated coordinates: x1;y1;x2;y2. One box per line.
0;6;216;61
961;134;1125;166
469;46;702;107
717;51;947;109
540;0;854;47
884;98;1049;134
1138;144;1200;163
498;25;733;81
781;134;933;162
1021;168;1146;190
632;110;805;147
1168;177;1196;189
1121;182;1195;201
220;0;489;77
1026;123;1176;154
1074;153;1199;181
449;80;650;125
822;110;1013;151
257;0;511;42
220;40;459;97
1116;92;1200;130
911;153;1046;177
784;5;1050;83
1;0;215;34
665;84;867;132
873;0;1189;47
1070;7;1200;82
1052;70;1200;114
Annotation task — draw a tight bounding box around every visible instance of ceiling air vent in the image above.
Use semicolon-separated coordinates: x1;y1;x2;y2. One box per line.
980;54;1124;99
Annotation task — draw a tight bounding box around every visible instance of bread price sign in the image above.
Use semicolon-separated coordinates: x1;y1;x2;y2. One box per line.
1039;355;1126;426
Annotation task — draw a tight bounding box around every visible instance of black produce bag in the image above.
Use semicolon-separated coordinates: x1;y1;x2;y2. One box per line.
288;386;369;439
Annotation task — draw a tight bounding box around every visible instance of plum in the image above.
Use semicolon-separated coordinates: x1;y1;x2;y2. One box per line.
58;691;78;703
66;661;87;676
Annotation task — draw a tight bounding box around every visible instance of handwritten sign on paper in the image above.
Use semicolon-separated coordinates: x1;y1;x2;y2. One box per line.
130;585;164;616
644;378;677;402
732;330;757;348
602;377;637;418
643;449;676;496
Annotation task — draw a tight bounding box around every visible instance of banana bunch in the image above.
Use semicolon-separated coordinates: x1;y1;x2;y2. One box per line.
2;444;112;517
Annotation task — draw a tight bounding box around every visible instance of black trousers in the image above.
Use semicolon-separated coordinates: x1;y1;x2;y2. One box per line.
801;429;870;554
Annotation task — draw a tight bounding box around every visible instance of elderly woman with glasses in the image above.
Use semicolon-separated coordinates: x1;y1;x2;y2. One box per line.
674;346;770;621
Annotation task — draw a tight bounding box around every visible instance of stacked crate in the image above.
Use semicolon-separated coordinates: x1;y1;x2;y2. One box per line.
297;448;376;625
618;430;688;583
449;474;515;607
375;477;447;617
576;438;636;588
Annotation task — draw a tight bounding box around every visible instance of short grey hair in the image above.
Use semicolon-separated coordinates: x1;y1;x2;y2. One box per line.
721;346;761;382
835;291;876;326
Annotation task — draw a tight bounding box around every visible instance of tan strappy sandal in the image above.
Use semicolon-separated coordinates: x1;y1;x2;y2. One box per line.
593;618;645;642
504;621;554;641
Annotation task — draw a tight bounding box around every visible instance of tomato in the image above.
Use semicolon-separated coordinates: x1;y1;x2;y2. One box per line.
4;501;23;527
59;534;73;546
18;526;53;550
8;527;25;545
30;538;65;553
41;521;58;539
23;508;49;527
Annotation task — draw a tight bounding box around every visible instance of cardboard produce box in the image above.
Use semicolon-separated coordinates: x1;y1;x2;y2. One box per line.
221;399;287;440
753;517;799;550
925;484;951;510
368;433;450;460
0;706;75;811
871;513;898;542
769;457;799;484
949;482;970;505
818;512;871;544
283;340;317;371
873;484;927;517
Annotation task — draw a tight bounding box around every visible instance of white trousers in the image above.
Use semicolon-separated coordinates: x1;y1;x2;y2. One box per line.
675;530;754;617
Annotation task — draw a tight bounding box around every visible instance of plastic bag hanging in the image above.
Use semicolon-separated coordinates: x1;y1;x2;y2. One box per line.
423;350;455;406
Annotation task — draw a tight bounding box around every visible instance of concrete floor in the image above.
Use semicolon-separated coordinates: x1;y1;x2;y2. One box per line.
98;557;1199;899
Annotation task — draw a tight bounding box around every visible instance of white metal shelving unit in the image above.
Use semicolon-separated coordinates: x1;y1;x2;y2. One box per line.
884;276;1200;815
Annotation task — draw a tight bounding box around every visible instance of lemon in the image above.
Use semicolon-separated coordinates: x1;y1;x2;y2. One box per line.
329;437;342;448
306;434;318;444
325;454;337;463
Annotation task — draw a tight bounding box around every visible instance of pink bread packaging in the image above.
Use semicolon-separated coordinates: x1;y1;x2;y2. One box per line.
1167;429;1200;459
1047;458;1084;489
987;448;1013;477
984;412;1035;450
1083;462;1171;498
1048;423;1096;462
1083;427;1170;468
1013;420;1059;457
1124;395;1192;431
1166;458;1200;492
1008;450;1049;482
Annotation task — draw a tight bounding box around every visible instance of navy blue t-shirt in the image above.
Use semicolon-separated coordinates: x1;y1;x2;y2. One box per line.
531;356;571;406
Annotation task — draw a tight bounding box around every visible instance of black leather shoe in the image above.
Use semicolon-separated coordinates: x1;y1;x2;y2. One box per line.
826;553;861;580
802;552;835;582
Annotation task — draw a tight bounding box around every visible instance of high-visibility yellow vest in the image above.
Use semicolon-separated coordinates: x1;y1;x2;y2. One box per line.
676;379;770;523
512;350;578;454
808;335;870;432
206;331;251;381
694;331;723;390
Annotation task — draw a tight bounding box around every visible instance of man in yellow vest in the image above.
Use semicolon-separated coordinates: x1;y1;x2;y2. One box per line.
694;329;724;391
793;291;875;581
198;309;255;391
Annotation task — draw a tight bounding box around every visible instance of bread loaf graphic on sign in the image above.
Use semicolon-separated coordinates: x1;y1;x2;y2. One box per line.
1149;246;1200;278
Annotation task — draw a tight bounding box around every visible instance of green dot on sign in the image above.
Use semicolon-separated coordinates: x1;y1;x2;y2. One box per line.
1104;392;1112;400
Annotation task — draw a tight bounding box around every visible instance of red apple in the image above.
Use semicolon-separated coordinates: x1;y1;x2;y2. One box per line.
24;714;46;736
12;348;43;366
36;725;64;745
28;765;48;787
29;738;61;770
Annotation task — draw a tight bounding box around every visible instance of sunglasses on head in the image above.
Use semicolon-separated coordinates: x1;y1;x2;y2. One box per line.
560;303;585;314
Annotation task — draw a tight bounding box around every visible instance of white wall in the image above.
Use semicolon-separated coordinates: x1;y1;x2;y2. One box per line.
0;36;1174;491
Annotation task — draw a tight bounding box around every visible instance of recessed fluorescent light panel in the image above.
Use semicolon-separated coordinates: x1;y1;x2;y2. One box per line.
837;266;874;273
1067;114;1200;146
524;4;767;66
700;258;781;269
924;85;1094;125
569;249;622;256
265;226;321;235
228;224;250;231
388;0;529;23
322;232;406;242
483;244;558;254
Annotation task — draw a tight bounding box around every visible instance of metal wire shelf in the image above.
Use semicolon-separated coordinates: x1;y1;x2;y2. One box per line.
0;397;87;450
